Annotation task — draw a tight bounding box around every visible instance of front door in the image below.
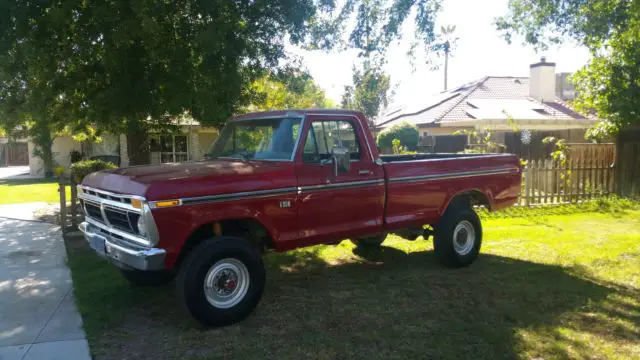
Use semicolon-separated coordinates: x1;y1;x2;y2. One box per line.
295;115;385;246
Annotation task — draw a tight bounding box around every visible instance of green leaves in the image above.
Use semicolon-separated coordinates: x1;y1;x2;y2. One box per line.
342;61;392;119
377;121;419;152
245;72;334;111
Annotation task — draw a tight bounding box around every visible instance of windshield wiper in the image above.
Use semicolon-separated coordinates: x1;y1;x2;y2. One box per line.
216;153;247;161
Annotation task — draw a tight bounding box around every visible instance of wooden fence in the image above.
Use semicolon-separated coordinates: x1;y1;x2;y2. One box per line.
519;158;615;206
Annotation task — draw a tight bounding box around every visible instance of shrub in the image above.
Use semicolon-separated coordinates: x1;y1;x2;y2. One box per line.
70;159;117;184
377;122;419;153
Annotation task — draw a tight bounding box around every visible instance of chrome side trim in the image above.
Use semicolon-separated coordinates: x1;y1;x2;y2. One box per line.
180;187;299;205
176;179;385;206
298;179;384;193
388;168;517;184
85;217;152;247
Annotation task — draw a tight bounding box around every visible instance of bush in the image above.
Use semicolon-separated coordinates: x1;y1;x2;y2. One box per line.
70;159;117;184
377;122;419;153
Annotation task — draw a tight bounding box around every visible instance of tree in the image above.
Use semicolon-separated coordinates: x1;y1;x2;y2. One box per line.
377;122;419;152
0;0;443;175
245;71;334;111
437;25;458;91
453;129;505;154
339;0;397;120
341;61;392;119
495;0;640;137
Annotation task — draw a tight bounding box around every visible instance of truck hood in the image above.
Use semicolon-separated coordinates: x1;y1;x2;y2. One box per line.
82;159;297;201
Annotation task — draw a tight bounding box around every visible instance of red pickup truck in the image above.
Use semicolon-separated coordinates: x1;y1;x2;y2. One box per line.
79;109;521;326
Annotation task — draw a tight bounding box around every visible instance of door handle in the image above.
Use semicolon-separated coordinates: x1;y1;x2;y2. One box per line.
358;170;371;175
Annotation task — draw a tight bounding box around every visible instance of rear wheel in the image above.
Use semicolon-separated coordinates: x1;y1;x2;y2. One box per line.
434;204;482;268
176;237;265;327
351;234;387;248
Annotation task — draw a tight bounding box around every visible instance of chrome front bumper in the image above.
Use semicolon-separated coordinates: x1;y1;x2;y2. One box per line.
79;222;166;271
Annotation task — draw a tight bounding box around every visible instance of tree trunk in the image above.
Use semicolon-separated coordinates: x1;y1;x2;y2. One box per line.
444;48;449;91
31;121;55;178
126;120;150;166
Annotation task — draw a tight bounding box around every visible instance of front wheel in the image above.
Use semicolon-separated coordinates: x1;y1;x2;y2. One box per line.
434;206;482;268
176;237;265;327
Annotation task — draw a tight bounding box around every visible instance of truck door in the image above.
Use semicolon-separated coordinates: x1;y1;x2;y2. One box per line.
294;115;385;247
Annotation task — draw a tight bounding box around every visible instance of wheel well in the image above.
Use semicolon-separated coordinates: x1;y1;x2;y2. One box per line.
445;191;490;212
174;218;275;270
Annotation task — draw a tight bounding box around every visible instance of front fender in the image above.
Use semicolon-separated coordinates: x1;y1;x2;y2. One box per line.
152;196;296;268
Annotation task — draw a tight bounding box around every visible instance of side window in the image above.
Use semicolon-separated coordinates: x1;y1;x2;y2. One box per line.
302;120;361;163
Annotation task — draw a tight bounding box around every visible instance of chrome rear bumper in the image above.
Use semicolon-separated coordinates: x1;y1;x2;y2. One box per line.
79;222;166;271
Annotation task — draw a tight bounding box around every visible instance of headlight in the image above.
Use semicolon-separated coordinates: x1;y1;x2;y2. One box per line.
137;215;147;237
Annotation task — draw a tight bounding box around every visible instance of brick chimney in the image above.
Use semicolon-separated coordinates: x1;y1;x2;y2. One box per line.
529;56;556;102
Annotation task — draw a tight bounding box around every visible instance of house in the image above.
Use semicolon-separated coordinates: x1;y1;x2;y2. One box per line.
27;120;219;177
377;58;598;157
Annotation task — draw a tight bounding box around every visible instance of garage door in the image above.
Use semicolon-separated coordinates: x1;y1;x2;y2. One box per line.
1;143;29;166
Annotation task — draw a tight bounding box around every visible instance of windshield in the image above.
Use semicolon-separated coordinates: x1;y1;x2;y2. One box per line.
208;117;302;161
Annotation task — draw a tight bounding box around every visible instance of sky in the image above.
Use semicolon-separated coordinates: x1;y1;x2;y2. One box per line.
288;0;591;107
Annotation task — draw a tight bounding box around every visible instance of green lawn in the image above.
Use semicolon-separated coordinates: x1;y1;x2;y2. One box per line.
66;199;640;360
0;179;70;204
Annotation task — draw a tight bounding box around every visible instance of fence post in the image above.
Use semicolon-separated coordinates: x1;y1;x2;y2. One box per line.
544;159;550;204
535;160;542;204
59;181;67;230
524;162;530;207
70;182;77;228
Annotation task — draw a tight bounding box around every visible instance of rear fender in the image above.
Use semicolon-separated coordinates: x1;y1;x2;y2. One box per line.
440;189;493;216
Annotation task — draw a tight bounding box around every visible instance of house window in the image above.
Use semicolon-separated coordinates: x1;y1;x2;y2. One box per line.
159;135;189;163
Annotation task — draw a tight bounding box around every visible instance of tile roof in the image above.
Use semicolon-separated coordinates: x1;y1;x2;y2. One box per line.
378;76;592;128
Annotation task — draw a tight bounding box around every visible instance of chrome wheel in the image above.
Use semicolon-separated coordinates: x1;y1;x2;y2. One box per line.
452;220;475;256
203;258;250;309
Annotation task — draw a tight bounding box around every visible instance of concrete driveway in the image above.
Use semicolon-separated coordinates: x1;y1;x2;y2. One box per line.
0;167;30;180
0;213;91;360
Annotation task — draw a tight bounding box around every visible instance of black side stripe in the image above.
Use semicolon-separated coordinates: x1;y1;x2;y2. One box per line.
388;168;517;184
177;168;516;205
181;187;298;205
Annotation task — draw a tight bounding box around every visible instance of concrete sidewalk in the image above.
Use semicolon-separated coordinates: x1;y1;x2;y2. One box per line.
0;214;91;360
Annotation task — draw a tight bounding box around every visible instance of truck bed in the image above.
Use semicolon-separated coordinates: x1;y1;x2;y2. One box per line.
381;152;521;231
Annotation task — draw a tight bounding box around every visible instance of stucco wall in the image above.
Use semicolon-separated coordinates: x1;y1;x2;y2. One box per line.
198;132;218;159
28;136;82;177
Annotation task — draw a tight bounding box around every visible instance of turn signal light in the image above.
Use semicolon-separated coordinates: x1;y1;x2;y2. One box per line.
130;199;143;209
153;200;181;208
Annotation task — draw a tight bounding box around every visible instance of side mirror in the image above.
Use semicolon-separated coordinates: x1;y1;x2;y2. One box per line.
331;147;351;176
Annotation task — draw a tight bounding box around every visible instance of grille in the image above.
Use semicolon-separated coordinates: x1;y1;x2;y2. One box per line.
83;189;132;204
104;207;139;233
83;201;104;222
